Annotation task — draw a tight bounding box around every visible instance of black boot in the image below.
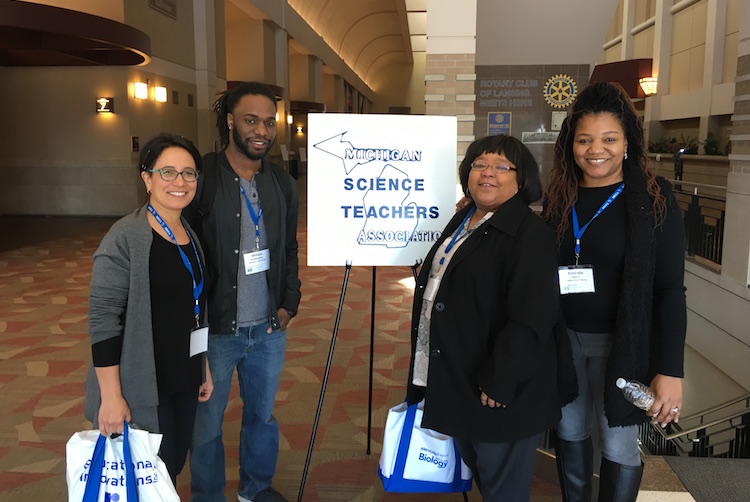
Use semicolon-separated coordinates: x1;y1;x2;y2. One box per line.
555;437;593;502
597;458;644;502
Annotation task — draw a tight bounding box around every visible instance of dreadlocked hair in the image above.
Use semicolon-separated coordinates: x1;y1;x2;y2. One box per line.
213;82;277;149
542;80;665;244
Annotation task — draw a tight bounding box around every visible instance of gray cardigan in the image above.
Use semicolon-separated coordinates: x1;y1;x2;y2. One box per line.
83;205;205;432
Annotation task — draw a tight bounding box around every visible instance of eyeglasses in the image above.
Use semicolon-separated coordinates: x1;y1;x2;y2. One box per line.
148;169;199;182
470;161;517;173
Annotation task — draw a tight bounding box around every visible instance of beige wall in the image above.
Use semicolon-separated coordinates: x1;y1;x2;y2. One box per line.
225;16;266;82
0;67;138;215
124;0;196;69
369;53;427;115
669;0;707;94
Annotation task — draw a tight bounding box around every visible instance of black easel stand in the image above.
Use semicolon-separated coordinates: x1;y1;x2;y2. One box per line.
297;262;352;502
298;260;427;501
367;266;376;455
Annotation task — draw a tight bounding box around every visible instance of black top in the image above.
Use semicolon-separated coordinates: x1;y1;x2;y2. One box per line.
92;229;203;398
559;183;627;333
149;230;203;396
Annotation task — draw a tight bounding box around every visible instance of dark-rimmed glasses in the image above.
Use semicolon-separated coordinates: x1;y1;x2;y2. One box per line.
470;161;517;173
148;169;200;182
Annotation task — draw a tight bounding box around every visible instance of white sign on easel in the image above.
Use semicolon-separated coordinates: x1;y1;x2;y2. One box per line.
307;113;457;267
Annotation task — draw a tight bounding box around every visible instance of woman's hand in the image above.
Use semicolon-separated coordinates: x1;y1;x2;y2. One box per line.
648;374;683;427
479;388;506;409
456;196;472;213
98;394;131;436
198;359;214;402
94;365;130;436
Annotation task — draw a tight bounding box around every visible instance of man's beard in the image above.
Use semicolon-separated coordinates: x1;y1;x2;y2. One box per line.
232;127;275;161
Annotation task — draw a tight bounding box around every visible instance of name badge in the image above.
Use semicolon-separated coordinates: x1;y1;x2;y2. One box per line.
558;265;596;295
243;249;270;275
190;326;209;357
424;277;440;302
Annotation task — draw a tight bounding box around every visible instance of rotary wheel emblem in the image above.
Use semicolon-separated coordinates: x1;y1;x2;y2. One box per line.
543;74;577;108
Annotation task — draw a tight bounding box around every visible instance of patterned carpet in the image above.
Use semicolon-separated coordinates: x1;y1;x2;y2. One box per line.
0;180;564;501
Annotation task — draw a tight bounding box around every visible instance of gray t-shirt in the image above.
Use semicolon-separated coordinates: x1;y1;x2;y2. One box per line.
237;175;271;327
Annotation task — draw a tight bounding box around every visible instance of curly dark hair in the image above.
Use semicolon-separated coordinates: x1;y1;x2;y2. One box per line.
542;81;665;242
213;82;277;149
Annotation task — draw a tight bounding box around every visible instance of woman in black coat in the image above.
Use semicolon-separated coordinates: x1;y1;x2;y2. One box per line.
406;134;561;501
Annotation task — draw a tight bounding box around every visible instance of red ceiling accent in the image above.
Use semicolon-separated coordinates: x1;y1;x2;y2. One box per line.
589;59;654;98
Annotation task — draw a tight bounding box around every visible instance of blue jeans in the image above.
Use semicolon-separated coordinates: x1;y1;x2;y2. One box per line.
190;323;286;502
555;329;641;467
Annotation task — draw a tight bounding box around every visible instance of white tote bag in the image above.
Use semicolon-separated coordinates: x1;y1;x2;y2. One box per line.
378;400;472;493
66;421;179;502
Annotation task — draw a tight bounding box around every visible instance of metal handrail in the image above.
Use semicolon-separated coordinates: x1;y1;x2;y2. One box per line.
649;407;750;441
665;179;727;191
679;393;750;422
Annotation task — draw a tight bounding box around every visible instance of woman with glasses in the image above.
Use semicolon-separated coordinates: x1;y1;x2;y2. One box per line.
406;134;561;500
544;81;686;502
84;132;214;484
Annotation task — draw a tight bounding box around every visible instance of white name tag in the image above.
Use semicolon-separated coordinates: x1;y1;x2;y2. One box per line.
190;326;209;357
424;277;440;302
243;249;270;275
558;265;596;294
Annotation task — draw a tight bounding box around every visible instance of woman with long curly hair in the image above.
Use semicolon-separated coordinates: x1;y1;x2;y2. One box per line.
543;81;687;502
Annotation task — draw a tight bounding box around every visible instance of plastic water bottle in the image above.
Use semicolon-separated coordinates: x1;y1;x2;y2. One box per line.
616;377;655;411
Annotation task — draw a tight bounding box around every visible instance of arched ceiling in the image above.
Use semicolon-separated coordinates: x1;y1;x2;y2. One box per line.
288;0;424;85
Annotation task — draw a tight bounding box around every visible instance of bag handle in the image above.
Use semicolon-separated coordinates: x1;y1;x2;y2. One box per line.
82;432;106;502
122;422;138;501
452;437;463;484
392;402;418;477
82;422;138;502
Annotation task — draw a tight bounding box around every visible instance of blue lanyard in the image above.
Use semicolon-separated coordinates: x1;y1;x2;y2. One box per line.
147;205;204;321
571;183;625;264
240;185;263;248
440;207;476;265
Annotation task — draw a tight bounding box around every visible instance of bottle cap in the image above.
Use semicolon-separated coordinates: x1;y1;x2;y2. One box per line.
616;378;627;388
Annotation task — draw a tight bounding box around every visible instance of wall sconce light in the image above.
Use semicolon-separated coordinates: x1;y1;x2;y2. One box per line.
296;125;304;133
639;77;658;96
96;97;115;113
287;114;293;124
134;81;148;100
154;86;168;102
275;112;280;122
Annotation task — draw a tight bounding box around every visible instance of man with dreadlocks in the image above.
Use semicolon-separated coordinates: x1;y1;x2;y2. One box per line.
185;82;300;502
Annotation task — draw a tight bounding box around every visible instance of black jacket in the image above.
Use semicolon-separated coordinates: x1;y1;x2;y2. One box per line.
184;151;301;334
406;194;562;442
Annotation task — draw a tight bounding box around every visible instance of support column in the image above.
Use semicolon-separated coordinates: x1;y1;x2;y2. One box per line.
722;0;750;286
425;0;477;169
620;0;635;60
193;0;222;153
699;0;728;152
289;54;323;102
644;0;673;146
